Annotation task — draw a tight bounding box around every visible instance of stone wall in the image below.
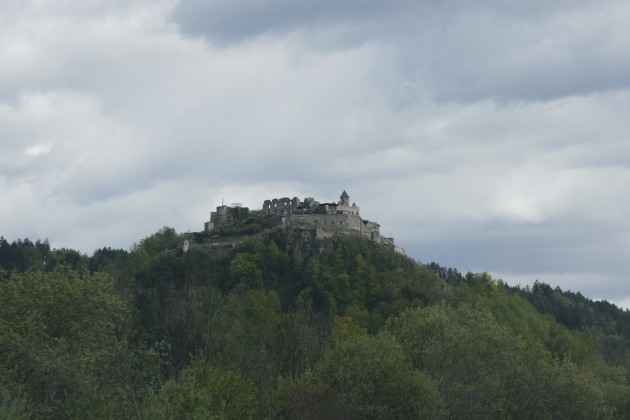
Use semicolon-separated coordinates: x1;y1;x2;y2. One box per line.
282;213;380;240
208;205;250;230
203;191;403;254
263;197;300;215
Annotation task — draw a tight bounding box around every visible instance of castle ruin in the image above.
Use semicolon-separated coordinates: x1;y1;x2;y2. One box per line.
204;191;404;254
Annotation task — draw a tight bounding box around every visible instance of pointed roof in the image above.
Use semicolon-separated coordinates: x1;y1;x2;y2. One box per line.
340;190;349;199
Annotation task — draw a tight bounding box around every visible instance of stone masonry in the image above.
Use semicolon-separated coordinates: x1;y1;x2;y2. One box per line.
204;191;404;253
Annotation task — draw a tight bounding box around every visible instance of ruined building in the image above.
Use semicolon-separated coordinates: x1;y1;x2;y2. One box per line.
204;191;404;254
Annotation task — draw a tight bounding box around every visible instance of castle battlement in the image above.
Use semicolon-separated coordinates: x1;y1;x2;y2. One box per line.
204;191;403;254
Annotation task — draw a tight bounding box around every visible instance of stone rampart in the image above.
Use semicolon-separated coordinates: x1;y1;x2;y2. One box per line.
204;191;402;254
263;197;300;215
282;212;380;240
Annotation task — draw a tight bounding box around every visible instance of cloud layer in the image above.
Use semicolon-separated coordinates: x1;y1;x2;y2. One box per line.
1;0;629;306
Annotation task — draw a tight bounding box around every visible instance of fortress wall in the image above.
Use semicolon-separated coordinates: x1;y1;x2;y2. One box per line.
205;192;402;251
336;203;360;215
380;236;394;246
285;213;364;232
204;210;403;253
263;197;300;215
282;213;386;242
208;205;250;229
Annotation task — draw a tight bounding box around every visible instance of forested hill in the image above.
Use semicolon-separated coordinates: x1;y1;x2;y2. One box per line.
2;230;630;418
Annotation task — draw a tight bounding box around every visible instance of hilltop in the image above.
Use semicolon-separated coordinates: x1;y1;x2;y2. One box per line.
197;190;405;255
2;218;630;417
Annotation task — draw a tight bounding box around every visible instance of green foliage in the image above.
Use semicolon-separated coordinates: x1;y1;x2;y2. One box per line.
230;252;263;288
133;226;180;254
536;360;614;419
0;269;142;418
0;386;29;420
45;248;90;273
0;237;47;273
89;246;129;276
278;334;444;419
518;280;630;369
388;304;622;419
331;315;368;344
427;261;465;285
209;216;266;236
2;229;630;418
0;237;90;276
389;305;527;418
143;356;257;419
275;307;332;379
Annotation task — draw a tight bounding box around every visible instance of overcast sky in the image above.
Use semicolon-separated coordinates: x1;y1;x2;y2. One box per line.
1;0;629;307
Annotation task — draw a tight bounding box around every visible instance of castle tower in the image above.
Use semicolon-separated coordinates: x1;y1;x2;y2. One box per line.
340;190;350;206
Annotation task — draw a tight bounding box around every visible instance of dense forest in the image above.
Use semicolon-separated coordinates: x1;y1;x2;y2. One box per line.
1;230;630;418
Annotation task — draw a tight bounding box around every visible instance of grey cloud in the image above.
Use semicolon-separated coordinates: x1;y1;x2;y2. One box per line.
2;0;630;307
170;0;403;44
170;0;592;43
171;0;630;103
398;217;629;297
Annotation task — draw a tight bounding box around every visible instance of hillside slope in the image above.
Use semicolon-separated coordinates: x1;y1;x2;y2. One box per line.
1;229;630;418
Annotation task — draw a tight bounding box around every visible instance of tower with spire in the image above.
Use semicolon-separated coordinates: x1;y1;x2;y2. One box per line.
340;190;350;206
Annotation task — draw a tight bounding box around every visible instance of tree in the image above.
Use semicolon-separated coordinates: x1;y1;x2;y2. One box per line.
0;386;28;420
229;253;263;288
278;334;444;419
207;288;283;415
143;356;257;419
389;305;534;418
0;269;141;418
388;304;619;419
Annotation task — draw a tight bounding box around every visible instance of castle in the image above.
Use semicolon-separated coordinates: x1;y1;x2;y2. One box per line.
204;191;404;254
